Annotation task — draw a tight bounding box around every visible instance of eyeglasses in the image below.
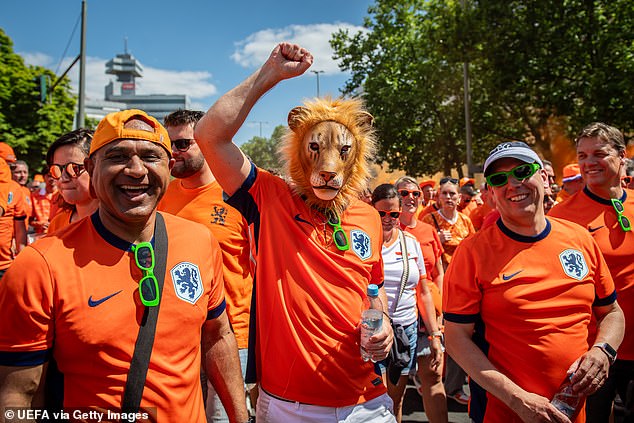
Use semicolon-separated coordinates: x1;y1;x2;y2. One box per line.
610;198;632;232
49;162;84;180
378;210;401;218
440;177;458;185
398;189;421;198
132;242;160;306
171;138;195;152
326;211;350;251
486;163;541;187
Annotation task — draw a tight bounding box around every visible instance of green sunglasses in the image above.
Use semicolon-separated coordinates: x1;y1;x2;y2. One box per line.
610;198;632;233
326;211;350;251
132;242;160;307
486;163;541;187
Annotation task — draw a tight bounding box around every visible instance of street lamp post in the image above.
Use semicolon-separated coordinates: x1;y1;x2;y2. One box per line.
311;70;324;97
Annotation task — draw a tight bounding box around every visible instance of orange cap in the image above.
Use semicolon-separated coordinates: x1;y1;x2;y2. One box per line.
0;143;17;163
562;163;581;183
459;177;475;187
33;174;45;183
419;179;436;189
90;109;171;156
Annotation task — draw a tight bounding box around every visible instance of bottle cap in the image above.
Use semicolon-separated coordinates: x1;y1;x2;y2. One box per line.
367;284;379;297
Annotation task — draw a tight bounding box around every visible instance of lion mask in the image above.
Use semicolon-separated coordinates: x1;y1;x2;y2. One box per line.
278;97;377;215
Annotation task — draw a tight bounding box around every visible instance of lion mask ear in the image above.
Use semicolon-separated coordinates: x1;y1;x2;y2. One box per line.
288;107;307;132
358;111;374;129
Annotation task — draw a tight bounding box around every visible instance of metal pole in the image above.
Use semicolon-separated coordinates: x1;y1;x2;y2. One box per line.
76;0;87;129
461;0;474;177
311;70;324;97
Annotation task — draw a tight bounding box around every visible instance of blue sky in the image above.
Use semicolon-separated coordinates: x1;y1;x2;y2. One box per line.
2;0;373;144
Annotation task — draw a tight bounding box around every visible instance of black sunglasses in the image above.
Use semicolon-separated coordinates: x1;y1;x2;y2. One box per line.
49;162;85;180
326;211;350;251
171;138;195;152
440;177;459;185
378;210;401;219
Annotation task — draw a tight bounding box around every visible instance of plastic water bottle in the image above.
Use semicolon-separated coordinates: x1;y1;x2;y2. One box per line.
551;373;582;420
360;284;383;362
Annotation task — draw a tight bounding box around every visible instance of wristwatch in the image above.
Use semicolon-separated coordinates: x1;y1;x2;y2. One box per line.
593;342;617;365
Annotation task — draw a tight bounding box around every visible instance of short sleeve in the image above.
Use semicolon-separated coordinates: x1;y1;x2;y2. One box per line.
442;240;482;324
206;234;227;319
0;246;54;361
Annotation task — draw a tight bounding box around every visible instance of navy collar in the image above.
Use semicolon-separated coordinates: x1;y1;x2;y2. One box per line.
583;186;627;205
497;218;551;243
90;211;155;252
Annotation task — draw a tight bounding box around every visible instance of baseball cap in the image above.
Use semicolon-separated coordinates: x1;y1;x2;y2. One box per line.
459;177;475;188
419;179;436;189
483;141;544;176
0;143;17;163
562;163;582;183
90;109;171;156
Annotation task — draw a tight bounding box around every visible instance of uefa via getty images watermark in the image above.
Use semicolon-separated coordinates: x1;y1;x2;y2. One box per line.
3;407;152;422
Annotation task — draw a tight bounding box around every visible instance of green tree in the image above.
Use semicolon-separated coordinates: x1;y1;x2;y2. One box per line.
241;125;285;173
331;0;634;176
0;28;76;172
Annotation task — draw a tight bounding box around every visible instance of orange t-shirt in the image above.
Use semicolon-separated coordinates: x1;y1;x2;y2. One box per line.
19;185;32;219
227;165;385;407
458;199;478;218
0;212;226;422
444;218;615;423
550;187;634;360
0;179;28;270
469;203;493;231
422;210;475;266
30;190;55;234
159;179;253;349
417;202;438;220
47;208;73;235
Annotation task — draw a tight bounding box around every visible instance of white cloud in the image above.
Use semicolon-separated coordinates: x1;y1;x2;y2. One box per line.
20;52;216;102
231;22;366;74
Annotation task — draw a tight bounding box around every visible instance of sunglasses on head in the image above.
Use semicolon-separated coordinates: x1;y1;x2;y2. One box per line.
611;198;632;232
49;162;85;180
171;138;195;152
326;211;350;251
486;163;541;187
378;210;401;219
440;177;458;185
398;189;421;198
132;242;160;307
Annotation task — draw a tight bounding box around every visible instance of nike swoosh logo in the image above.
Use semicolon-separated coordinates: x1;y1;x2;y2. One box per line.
588;225;605;233
88;290;123;307
502;270;523;281
294;214;311;225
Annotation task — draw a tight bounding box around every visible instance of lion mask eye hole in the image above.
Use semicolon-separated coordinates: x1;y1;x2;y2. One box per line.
340;145;351;155
309;142;319;152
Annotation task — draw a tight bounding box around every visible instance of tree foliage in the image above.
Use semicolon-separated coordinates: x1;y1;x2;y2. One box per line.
331;0;634;176
0;28;76;172
240;125;285;173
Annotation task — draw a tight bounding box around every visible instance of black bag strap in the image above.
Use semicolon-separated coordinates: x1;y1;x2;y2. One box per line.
391;229;409;315
121;212;168;416
430;212;441;232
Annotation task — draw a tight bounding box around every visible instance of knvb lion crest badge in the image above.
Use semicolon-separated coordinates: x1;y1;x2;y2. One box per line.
350;230;371;260
171;262;203;304
559;249;589;281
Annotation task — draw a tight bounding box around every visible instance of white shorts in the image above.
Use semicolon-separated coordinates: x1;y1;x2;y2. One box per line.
256;389;396;423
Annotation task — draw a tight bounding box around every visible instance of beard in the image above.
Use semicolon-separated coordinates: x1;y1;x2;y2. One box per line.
171;154;205;179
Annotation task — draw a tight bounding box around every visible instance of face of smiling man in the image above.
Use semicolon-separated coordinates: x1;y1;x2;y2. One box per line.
85;118;173;233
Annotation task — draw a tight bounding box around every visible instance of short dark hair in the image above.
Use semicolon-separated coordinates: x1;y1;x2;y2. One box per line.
163;109;205;128
575;122;625;154
371;183;401;206
46;128;94;165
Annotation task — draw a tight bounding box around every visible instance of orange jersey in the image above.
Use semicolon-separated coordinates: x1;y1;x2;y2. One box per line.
422;210;475;266
159;179;253;349
444;218;616;423
0;180;28;270
469;203;493;231
30;190;55;234
550;187;634;360
227;165;385;407
19;185;32;219
47;208;73;234
458;199;478;217
0;212;226;423
417;202;438;220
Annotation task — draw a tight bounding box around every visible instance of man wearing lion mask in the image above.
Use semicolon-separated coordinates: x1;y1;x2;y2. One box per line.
195;43;396;422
